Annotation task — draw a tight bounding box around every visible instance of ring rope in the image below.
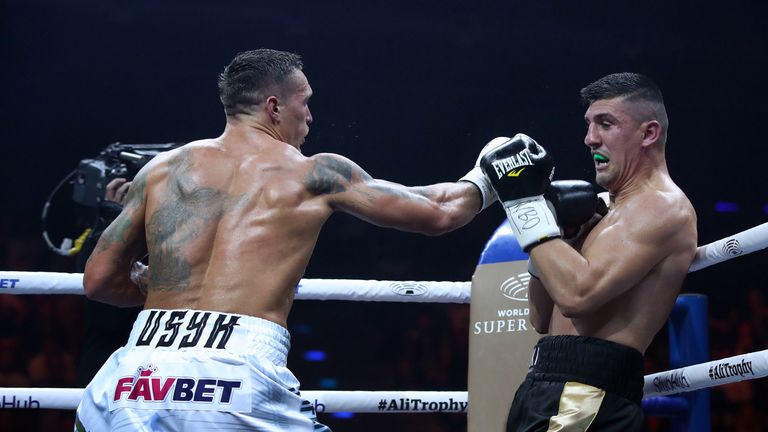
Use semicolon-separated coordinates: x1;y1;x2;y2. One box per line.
643;349;768;397
3;345;768;412
0;388;468;413
688;222;768;272
0;273;471;302
2;222;766;300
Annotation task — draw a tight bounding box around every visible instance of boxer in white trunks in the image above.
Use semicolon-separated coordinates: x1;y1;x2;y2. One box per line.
75;48;498;431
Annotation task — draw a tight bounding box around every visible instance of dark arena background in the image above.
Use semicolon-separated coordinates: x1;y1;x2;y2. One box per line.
2;1;768;430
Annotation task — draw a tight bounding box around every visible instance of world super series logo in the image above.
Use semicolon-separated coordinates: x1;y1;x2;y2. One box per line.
721;238;742;256
391;282;428;297
499;273;530;302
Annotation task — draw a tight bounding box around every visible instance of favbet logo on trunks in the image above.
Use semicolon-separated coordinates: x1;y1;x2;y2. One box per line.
490;149;533;179
113;364;243;406
708;359;754;381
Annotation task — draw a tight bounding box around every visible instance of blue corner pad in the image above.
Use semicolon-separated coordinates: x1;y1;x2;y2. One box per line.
478;220;528;265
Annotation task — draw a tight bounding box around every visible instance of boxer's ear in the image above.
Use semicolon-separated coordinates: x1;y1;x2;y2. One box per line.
266;96;280;122
640;120;661;148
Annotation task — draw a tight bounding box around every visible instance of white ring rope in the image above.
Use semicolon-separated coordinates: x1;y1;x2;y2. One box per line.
3;346;768;411
0;273;470;302
0;388;468;413
643;349;768;397
2;222;767;300
688;222;768;272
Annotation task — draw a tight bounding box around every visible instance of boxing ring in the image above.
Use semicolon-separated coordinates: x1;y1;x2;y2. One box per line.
1;221;768;431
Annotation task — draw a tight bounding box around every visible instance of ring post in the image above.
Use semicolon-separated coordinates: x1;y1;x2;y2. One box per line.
668;294;710;432
467;221;538;432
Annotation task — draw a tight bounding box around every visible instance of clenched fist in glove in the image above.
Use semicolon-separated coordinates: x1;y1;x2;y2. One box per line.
479;133;559;251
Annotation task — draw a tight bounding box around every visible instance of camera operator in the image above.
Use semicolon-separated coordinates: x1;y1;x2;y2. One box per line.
74;178;142;387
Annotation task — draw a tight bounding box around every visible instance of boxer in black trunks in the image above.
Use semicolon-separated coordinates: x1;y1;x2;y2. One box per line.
478;73;697;431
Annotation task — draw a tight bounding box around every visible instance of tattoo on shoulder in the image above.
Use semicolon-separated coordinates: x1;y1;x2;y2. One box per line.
123;169;148;210
306;155;369;195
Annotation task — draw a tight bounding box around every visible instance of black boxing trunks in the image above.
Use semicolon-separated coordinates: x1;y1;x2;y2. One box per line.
506;335;644;432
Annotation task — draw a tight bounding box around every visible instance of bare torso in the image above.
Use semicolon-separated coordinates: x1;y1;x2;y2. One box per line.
141;136;332;327
546;178;697;353
83;122;479;327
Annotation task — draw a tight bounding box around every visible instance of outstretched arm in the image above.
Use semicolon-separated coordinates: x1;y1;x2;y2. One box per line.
83;169;149;306
306;153;482;235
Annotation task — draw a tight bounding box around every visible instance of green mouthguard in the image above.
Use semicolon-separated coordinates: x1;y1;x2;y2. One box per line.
594;154;609;163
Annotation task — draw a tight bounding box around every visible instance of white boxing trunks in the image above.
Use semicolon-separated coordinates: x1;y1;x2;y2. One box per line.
75;309;331;432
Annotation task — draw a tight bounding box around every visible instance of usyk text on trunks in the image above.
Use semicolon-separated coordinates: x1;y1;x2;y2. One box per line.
708;359;754;381
376;398;467;412
136;310;240;349
491;149;533;179
113;364;242;404
652;371;690;393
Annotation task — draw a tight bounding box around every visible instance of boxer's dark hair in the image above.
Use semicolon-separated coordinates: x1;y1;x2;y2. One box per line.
580;73;663;106
581;72;669;145
218;49;304;117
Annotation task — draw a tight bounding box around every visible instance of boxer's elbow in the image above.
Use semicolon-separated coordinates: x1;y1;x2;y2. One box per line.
551;276;600;318
83;264;111;301
423;218;453;236
83;272;103;300
530;318;549;334
557;294;594;318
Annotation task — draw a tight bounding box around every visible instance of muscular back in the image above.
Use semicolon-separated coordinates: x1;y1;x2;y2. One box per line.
84;129;479;326
141;139;332;326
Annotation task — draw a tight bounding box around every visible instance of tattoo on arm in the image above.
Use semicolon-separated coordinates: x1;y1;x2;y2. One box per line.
89;166;149;260
306;154;438;207
305;154;442;218
306;155;366;195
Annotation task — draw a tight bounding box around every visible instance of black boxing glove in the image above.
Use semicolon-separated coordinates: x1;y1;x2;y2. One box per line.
479;133;560;251
545;180;607;238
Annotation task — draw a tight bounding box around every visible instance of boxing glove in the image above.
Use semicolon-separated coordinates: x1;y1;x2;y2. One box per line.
545;180;607;238
459;137;510;211
528;181;606;278
479;133;559;251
